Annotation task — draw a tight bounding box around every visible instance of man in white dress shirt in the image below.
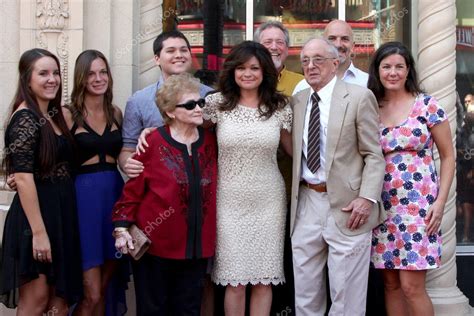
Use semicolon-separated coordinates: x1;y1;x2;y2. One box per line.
293;19;368;94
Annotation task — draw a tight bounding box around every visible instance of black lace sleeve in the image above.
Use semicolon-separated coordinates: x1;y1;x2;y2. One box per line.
5;109;40;173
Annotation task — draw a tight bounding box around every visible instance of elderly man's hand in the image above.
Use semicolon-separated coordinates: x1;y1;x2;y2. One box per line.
342;197;373;230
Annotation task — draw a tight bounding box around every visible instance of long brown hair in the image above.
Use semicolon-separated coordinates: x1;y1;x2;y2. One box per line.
218;41;288;118
367;41;423;103
3;48;73;175
69;50;116;127
3;48;73;177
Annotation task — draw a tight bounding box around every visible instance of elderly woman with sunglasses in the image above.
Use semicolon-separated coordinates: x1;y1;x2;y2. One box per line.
111;73;217;315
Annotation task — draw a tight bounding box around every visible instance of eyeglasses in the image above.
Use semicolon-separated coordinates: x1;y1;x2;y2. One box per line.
175;98;205;110
301;56;337;67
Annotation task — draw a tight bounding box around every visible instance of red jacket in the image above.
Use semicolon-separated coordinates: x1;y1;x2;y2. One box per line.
113;126;217;259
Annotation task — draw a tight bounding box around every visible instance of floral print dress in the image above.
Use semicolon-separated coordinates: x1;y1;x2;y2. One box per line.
371;94;446;270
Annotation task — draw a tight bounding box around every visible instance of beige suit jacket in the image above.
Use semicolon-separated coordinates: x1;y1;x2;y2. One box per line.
290;79;386;236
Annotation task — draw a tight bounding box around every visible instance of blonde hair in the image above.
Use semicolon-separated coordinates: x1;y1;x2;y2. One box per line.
156;73;201;124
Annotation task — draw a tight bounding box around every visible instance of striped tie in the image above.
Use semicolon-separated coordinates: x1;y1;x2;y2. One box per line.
307;92;321;174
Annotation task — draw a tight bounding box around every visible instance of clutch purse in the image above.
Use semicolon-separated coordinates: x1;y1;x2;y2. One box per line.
128;224;151;260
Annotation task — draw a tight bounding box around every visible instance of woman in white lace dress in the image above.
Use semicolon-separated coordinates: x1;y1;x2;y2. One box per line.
204;41;292;315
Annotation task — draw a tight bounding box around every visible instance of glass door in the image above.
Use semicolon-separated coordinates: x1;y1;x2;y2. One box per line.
172;0;412;76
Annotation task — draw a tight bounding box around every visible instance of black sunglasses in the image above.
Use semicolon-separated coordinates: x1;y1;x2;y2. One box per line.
175;98;206;110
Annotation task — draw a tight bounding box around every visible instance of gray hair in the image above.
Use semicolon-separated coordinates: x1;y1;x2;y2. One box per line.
155;73;201;124
254;21;290;47
300;37;339;60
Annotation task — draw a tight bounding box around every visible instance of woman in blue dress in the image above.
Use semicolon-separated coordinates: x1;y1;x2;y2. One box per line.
65;50;127;316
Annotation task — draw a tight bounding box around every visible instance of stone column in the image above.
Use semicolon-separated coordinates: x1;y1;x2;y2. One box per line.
108;0;139;109
84;0;112;55
137;0;163;90
417;1;473;315
0;0;20;148
83;0;140;110
0;0;20;238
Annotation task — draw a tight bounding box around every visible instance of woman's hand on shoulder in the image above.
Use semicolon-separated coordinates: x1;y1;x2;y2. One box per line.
137;127;157;154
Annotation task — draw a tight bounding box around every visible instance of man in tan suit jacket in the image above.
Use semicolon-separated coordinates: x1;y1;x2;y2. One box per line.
290;38;385;315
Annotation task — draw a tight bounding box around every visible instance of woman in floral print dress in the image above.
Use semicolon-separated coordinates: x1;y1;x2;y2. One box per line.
367;42;455;316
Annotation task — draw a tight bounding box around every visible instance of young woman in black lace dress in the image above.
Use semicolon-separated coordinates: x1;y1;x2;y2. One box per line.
0;48;83;315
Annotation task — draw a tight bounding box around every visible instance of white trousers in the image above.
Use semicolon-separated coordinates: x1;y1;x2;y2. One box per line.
291;186;372;316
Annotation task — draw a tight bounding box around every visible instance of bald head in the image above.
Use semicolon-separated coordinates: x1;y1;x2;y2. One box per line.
323;20;354;68
324;20;353;40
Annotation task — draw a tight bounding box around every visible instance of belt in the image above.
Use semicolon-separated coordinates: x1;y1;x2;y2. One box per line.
300;180;327;193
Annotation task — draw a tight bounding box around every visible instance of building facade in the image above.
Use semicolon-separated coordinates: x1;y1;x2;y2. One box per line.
0;0;473;314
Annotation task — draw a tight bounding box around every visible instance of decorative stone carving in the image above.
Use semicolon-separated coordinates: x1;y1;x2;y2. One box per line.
35;0;70;103
57;32;69;103
36;32;48;49
418;1;472;314
36;0;69;30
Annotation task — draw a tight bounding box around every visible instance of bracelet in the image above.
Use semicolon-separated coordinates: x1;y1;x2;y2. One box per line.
113;227;128;234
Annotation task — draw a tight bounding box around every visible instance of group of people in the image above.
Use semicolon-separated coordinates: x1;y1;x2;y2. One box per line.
0;18;455;316
0;48;129;316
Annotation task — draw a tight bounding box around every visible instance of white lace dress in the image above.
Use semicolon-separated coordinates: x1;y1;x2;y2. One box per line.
204;92;292;286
